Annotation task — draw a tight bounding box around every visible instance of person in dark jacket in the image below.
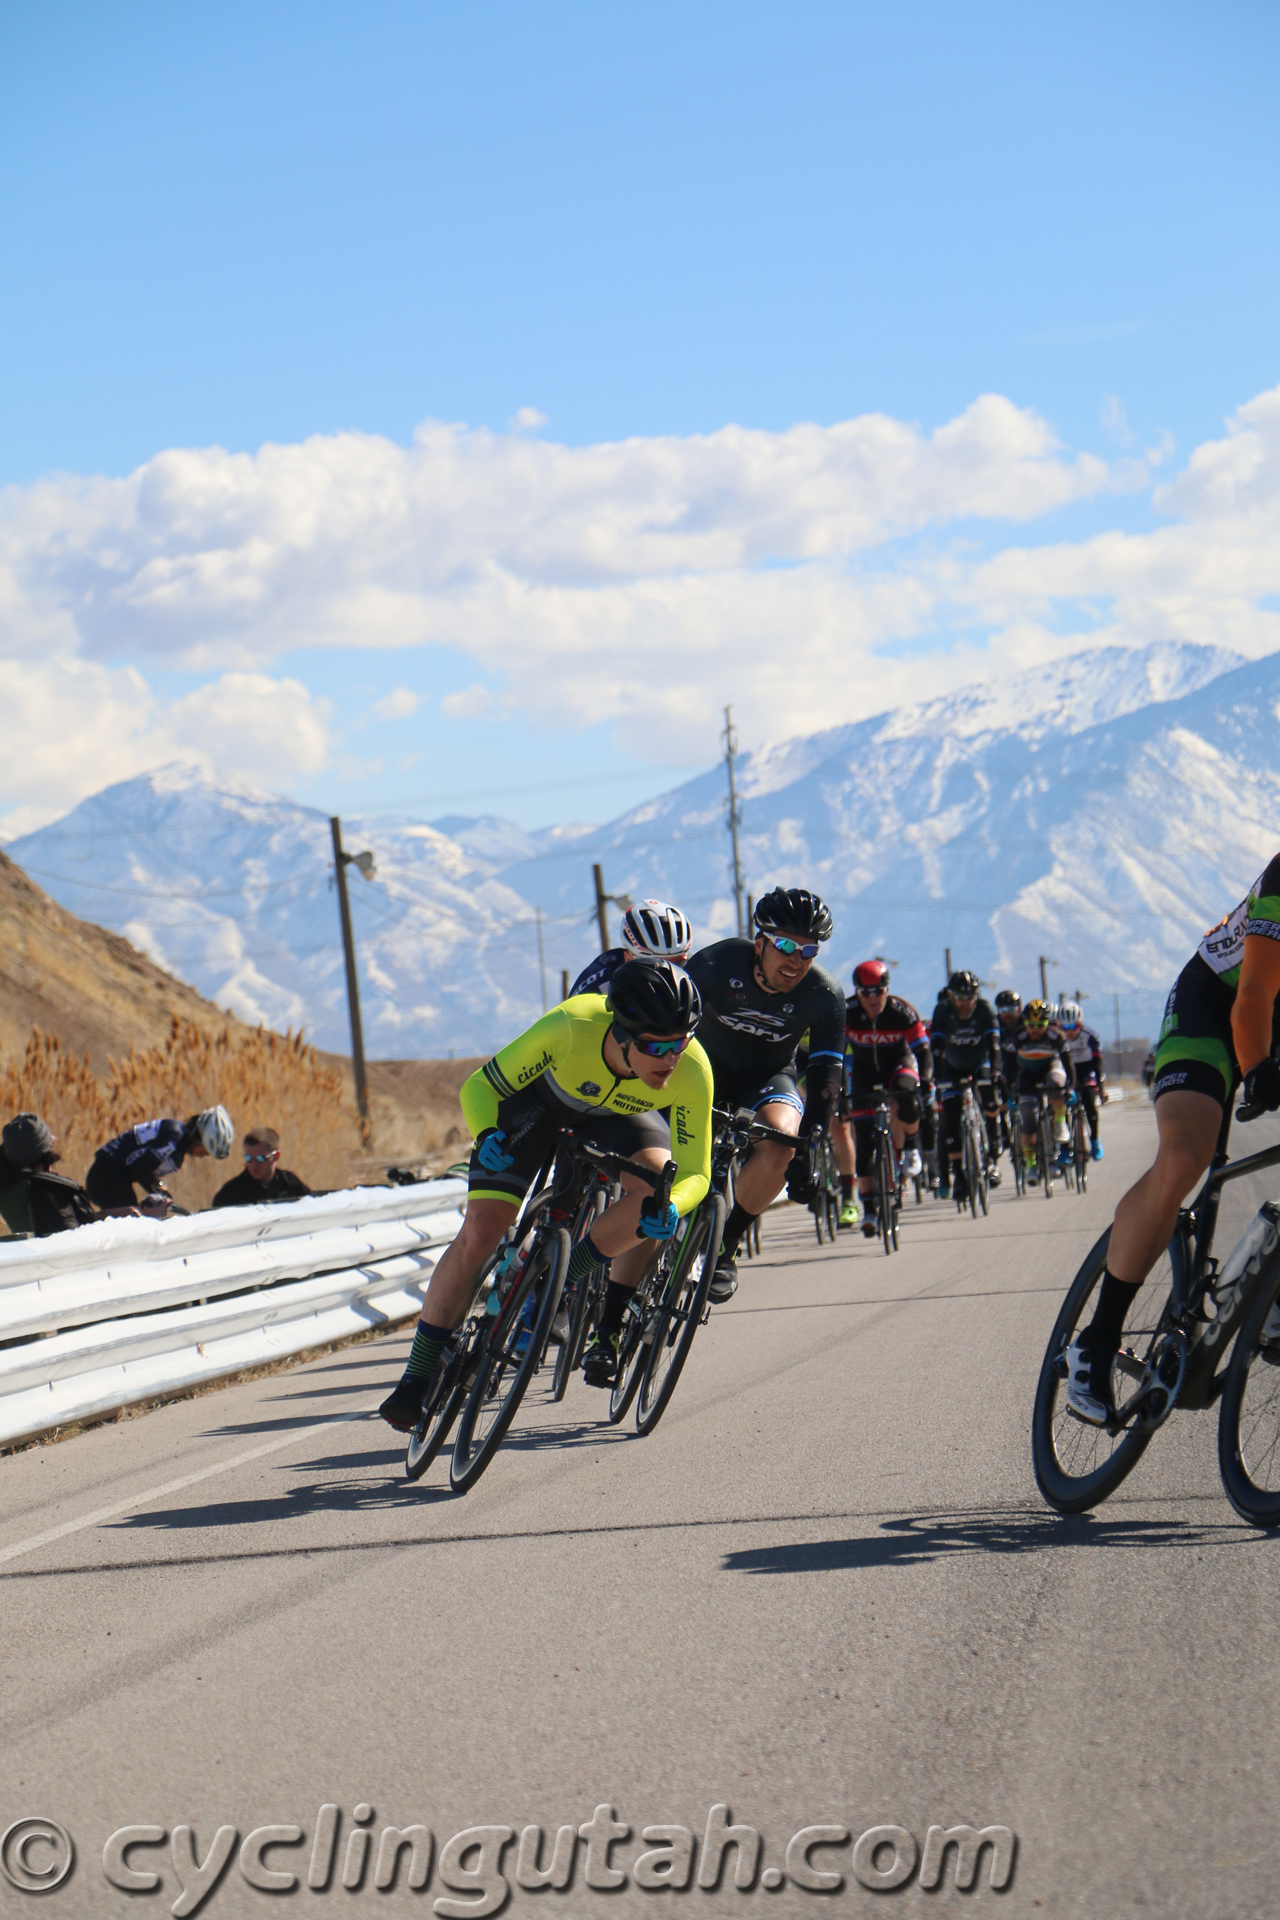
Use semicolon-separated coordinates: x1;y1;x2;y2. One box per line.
212;1127;312;1207
85;1106;234;1211
0;1112;149;1237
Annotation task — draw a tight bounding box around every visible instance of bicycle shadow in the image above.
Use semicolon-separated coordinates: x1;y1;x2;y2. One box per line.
721;1506;1240;1574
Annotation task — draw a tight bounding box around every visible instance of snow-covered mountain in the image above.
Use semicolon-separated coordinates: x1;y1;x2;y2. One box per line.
10;639;1273;1055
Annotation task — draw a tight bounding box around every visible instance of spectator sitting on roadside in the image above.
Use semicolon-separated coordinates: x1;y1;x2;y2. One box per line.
0;1112;144;1237
85;1107;234;1214
212;1127;312;1208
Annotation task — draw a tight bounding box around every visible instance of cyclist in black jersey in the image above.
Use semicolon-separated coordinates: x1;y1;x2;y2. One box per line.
685;888;844;1298
835;960;933;1236
931;971;1003;1203
1066;855;1280;1424
569;900;692;997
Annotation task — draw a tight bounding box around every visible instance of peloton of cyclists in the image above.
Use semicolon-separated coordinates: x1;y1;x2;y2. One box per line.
835;961;933;1238
929;971;1003;1203
686;888;846;1299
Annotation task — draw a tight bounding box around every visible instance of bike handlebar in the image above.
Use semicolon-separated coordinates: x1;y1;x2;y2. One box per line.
567;1133;673;1190
711;1105;805;1150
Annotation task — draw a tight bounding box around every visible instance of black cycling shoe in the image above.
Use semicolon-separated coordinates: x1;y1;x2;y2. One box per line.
379;1374;428;1431
952;1169;970;1205
582;1331;620;1387
861;1207;880;1239
708;1253;738;1304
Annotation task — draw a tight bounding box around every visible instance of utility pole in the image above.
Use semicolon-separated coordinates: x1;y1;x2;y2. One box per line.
747;893;755;937
561;968;570;1001
945;946;953;980
722;705;746;938
592;864;611;950
330;817;374;1131
536;907;548;1013
1039;954;1057;1002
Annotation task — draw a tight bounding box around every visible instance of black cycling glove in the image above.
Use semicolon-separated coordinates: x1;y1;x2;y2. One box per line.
1242;1056;1280;1113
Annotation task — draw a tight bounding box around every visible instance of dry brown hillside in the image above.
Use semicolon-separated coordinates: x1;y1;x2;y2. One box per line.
0;846;252;1067
0;847;478;1168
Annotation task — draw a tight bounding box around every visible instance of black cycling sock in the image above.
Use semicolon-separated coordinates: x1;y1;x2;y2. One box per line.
722;1201;755;1258
840;1175;854;1199
599;1279;631;1339
403;1319;451;1381
1086;1270;1141;1351
567;1233;609;1286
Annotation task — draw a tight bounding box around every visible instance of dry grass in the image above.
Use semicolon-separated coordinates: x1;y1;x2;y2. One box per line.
1;1017;364;1210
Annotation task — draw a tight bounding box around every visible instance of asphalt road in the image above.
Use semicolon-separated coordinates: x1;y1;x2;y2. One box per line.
4;1094;1280;1919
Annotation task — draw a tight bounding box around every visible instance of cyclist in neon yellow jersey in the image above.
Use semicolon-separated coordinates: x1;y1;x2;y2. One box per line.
379;959;713;1427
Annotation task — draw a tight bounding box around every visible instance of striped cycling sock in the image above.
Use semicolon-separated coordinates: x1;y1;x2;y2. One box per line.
567;1233;609;1286
403;1319;452;1381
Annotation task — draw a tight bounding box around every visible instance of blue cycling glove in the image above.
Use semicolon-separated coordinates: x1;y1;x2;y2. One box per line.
476;1129;515;1173
638;1196;679;1240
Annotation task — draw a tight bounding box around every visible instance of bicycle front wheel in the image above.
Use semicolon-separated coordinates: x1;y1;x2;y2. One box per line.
450;1228;570;1493
1073;1109;1089;1195
406;1372;467;1482
1031;1226;1182;1513
1217;1246;1280;1526
1038;1107;1055;1200
636;1195;724;1434
875;1137;895;1256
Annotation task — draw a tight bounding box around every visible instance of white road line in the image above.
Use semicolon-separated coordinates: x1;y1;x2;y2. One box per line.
0;1408;370;1570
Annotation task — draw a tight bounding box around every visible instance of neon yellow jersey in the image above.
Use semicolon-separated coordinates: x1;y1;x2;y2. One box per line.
459;994;714;1216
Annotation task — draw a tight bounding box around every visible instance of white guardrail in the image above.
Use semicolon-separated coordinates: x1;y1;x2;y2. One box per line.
0;1179;466;1449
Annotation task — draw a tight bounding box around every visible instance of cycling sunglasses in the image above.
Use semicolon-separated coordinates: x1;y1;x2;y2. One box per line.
633;1033;693;1058
244;1150;279;1163
856;984;888;997
765;933;821;959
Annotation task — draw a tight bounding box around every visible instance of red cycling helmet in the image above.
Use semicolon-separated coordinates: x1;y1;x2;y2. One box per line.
853;960;890;991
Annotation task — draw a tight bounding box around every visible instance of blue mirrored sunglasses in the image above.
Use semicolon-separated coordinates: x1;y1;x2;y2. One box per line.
766;934;820;959
634;1034;692;1058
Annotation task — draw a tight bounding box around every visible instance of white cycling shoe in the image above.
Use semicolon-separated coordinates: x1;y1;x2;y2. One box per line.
1064;1338;1113;1425
902;1147;923;1178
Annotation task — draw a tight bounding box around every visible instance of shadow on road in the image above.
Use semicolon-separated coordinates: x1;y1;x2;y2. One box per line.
722;1506;1238;1573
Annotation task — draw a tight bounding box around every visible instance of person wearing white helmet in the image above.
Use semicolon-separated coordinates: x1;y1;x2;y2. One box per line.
85;1106;234;1212
569;900;693;997
1056;1001;1107;1160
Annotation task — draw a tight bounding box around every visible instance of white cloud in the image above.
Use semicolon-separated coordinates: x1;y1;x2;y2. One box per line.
371;686;421;720
1;386;1277;787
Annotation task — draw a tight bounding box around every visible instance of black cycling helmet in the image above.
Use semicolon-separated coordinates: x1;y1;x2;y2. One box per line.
753;887;834;943
995;988;1022;1012
948;969;981;997
607;957;702;1036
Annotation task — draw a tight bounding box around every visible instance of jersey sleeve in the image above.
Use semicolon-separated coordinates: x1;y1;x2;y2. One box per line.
459;1007;572;1140
1246;855;1280;943
667;1041;714;1215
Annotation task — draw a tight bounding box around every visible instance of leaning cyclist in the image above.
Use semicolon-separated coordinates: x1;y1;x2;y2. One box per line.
570;899;692;996
685;888;845;1299
1066;858;1280;1424
931;971;1003;1202
1014;1001;1075;1181
836;960;932;1237
1057;1000;1107;1161
85;1107;234;1212
378;960;712;1427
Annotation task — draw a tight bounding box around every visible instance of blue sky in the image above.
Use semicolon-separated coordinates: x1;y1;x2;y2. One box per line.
2;0;1279;833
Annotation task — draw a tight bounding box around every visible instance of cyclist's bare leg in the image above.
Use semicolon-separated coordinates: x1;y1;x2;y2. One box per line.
735;1100;801;1213
597;1147;673;1288
832;1118;855;1177
419;1197;518;1328
1106;1089;1224;1285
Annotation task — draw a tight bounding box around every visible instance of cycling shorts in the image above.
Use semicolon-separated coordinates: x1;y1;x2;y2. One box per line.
1152;954;1238;1105
467;1086;671;1206
85;1155;146;1209
710;1066;803;1119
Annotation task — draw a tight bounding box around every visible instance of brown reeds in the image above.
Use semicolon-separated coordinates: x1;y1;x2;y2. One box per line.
1;1018;364;1210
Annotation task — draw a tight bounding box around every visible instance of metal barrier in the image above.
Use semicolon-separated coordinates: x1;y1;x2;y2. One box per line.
0;1180;465;1449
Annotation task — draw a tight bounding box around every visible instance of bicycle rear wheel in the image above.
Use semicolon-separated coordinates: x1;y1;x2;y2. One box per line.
875;1137;895;1256
1037;1106;1056;1200
450;1228;569;1493
962;1107;981;1218
1217;1249;1280;1526
1072;1109;1089;1195
405;1368;468;1482
636;1195;724;1434
1031;1226;1183;1512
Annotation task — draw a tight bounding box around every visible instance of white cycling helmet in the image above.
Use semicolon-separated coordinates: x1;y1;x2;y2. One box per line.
196;1105;235;1159
622;899;692;960
1058;1001;1083;1029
